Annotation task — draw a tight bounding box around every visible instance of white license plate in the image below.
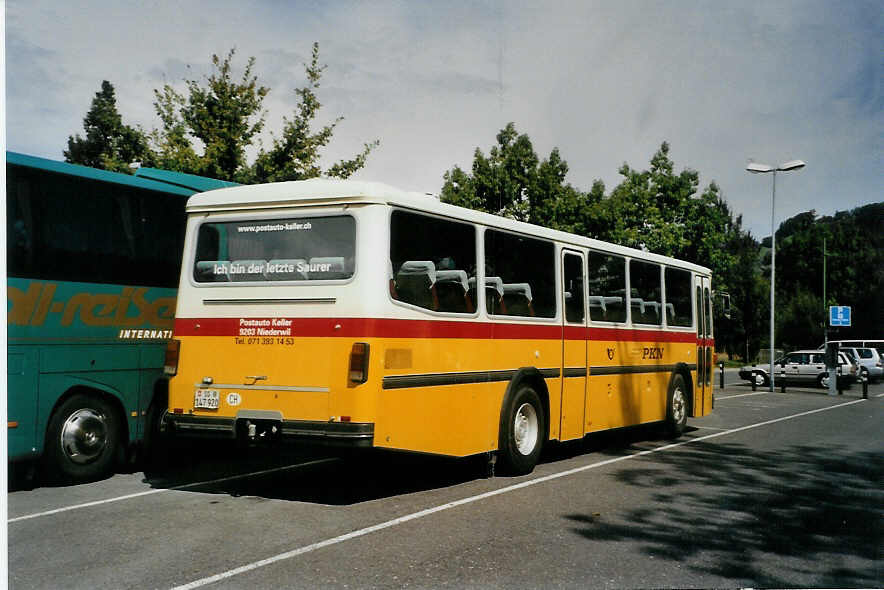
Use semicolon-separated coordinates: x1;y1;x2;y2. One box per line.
194;389;220;409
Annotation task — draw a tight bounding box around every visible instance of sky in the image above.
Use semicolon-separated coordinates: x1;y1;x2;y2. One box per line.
5;0;882;238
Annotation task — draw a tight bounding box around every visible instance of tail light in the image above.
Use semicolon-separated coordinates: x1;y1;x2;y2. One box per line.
348;342;370;384
164;339;181;376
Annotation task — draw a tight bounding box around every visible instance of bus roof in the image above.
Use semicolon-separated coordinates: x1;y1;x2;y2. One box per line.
6;151;229;197
134;166;239;193
187;178;712;274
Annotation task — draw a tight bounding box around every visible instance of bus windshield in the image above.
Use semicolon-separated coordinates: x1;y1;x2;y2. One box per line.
193;215;356;283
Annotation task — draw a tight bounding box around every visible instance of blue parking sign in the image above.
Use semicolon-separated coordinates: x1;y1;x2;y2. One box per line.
829;306;851;327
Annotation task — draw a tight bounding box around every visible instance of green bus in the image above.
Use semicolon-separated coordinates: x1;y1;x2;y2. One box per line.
7;152;234;483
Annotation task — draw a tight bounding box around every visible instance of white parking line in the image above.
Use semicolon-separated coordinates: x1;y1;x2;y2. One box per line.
172;398;868;590
716;392;769;400
8;458;337;524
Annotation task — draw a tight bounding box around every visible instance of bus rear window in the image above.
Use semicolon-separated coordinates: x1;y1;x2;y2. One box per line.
193;216;355;283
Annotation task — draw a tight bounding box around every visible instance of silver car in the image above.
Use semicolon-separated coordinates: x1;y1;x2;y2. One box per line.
740;349;857;388
848;347;883;382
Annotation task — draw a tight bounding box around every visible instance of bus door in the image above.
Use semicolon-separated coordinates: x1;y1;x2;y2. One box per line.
560;250;587;440
695;275;713;415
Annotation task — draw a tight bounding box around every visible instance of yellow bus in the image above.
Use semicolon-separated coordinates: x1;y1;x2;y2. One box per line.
163;180;714;474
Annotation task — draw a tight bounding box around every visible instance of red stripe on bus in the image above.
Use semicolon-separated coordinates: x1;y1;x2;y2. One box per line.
173;318;705;344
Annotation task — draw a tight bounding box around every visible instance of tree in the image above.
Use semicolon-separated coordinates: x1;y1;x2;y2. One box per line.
149;44;378;183
65;80;151;174
150;49;268;182
588;142;698;256
773;203;884;344
441;122;590;228
251;43;379;183
441;132;766;359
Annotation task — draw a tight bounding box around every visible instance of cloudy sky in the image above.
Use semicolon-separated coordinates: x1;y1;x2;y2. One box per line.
6;0;882;238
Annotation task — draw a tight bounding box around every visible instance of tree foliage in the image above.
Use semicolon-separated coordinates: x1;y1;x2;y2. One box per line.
441;125;772;360
71;45;378;183
441;123;589;227
773;203;884;347
64;80;152;174
250;43;379;183
151;49;268;182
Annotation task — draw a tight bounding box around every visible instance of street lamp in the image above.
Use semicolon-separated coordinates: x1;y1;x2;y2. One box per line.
746;159;806;391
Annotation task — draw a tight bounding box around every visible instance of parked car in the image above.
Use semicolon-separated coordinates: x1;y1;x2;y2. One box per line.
818;340;884;361
849;347;883;382
739;349;857;388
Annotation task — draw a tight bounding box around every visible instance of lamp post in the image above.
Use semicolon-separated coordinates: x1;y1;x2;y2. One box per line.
746;159;805;392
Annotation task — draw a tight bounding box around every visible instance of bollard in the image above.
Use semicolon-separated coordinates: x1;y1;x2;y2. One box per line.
719;362;725;390
751;371;757;392
862;375;868;399
837;376;843;395
780;371;787;393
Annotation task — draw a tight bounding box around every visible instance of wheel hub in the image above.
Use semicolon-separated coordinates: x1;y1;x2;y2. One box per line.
60;408;108;465
671;388;686;423
513;402;538;455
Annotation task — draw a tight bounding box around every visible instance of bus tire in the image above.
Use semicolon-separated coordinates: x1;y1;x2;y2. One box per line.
664;373;688;438
497;384;545;475
44;394;121;483
142;389;171;474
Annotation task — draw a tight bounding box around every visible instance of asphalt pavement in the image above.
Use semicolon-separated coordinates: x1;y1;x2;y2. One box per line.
8;378;883;589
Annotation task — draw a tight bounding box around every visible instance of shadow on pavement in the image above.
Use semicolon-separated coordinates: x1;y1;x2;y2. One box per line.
564;439;882;587
141;423;673;506
142;439;491;505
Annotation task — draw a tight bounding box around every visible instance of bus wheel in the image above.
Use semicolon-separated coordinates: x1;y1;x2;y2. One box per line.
142;389;171;475
45;394;120;483
498;385;545;475
664;374;688;438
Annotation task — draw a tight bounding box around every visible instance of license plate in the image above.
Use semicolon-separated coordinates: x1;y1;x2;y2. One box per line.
194;389;220;410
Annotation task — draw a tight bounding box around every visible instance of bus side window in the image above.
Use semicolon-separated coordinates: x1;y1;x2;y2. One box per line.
664;267;693;327
389;210;476;314
484;230;555;318
630;260;662;326
587;252;626;323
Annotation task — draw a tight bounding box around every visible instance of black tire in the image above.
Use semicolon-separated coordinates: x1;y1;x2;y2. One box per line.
142;388;171;475
497;385;545;475
754;371;769;387
44;394;121;483
664;374;688;438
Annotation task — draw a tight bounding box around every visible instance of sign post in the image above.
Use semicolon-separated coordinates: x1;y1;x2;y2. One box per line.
827;306;851;396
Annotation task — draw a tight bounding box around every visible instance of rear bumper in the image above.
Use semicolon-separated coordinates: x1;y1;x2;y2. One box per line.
162;413;374;447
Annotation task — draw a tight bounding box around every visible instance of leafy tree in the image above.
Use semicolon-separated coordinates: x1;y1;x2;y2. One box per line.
441;132;766;359
777;287;823;350
441;122;590;228
251;43;379;182
149;44;377;183
773;203;884;344
588;142;699;257
65;80;152;174
150;49;268;182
